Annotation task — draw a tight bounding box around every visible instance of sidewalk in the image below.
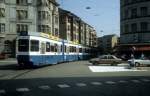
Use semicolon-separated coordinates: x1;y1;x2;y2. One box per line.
0;58;17;63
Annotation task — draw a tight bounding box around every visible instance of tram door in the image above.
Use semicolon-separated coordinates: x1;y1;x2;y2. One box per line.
40;42;46;64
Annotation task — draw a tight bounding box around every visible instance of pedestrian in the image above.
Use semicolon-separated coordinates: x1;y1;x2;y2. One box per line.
140;53;145;60
131;54;135;67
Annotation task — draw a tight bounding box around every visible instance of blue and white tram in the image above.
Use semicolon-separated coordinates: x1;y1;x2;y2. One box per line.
16;32;90;67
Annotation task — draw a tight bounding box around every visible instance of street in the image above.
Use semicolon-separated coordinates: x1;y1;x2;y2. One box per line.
0;59;150;96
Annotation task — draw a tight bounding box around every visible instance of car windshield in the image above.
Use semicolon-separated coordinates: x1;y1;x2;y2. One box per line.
0;0;150;96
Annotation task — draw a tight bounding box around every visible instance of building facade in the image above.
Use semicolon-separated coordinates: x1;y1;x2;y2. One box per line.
59;8;97;47
0;0;59;57
98;34;118;54
120;0;150;58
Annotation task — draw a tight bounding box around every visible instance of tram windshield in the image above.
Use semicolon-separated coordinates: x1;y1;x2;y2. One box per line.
30;40;39;52
18;39;29;52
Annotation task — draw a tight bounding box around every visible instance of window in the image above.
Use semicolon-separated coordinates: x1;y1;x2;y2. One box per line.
140;7;148;16
54;44;58;52
38;25;50;33
0;23;5;33
79;48;82;53
51;44;54;52
17;10;28;19
141;22;148;31
55;16;59;25
131;23;137;32
124;10;129;19
16;0;27;5
67;25;70;31
55;28;59;36
17;24;28;33
68;18;71;23
38;11;49;20
124;24;129;33
64;45;67;52
131;8;137;18
60;45;63;52
18;39;29;52
30;40;39;51
0;0;5;3
0;8;5;17
46;42;50;52
108;56;114;59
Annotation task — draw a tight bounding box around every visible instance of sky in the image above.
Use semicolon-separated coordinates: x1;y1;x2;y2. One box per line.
57;0;120;37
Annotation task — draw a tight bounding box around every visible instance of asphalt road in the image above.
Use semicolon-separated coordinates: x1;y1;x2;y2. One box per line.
0;60;150;80
0;76;150;96
0;60;150;96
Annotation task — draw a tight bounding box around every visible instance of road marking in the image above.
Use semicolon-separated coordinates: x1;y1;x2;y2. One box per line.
39;85;51;90
105;81;116;84
91;82;102;85
57;84;70;88
16;88;30;92
131;80;140;83
118;80;128;83
76;83;87;87
0;90;5;94
141;79;150;82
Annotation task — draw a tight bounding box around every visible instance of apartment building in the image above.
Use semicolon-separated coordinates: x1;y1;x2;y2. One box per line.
98;34;118;54
120;0;150;57
59;8;97;47
0;0;59;57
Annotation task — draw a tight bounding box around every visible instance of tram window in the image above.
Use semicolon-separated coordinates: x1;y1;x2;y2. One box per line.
18;39;29;52
30;40;39;51
51;45;54;52
54;44;58;52
60;45;63;52
70;46;72;53
64;45;67;52
73;47;76;52
46;42;50;52
79;48;82;53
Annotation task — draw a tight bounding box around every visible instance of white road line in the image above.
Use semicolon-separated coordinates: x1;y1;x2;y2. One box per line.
16;88;30;92
57;84;70;88
141;79;150;82
39;85;51;90
91;82;102;85
0;90;5;94
131;80;140;83
76;83;87;87
118;80;128;83
105;81;116;84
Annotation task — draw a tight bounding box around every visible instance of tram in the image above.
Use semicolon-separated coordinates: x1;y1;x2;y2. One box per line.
16;32;90;67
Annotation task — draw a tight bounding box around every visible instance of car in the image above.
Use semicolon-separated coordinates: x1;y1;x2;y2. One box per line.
89;55;123;66
128;58;150;67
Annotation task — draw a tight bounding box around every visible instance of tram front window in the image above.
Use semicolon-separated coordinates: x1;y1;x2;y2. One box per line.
30;40;39;51
18;39;29;52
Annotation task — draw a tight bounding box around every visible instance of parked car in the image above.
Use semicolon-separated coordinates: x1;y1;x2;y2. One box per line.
89;55;123;66
128;58;150;67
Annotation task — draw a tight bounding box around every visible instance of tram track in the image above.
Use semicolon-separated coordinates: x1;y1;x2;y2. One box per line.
11;69;34;80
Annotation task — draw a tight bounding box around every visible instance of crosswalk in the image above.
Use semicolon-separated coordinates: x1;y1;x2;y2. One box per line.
0;78;150;94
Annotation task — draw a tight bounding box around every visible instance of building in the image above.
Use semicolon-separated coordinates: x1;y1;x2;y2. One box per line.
120;0;150;58
59;8;80;44
59;8;97;47
98;34;118;54
0;0;59;57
